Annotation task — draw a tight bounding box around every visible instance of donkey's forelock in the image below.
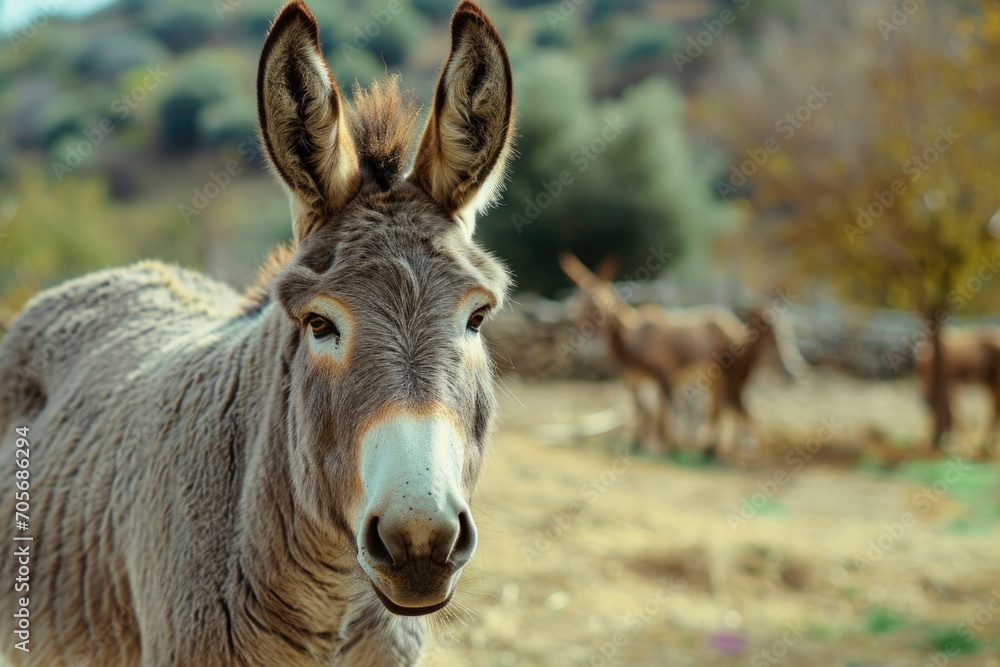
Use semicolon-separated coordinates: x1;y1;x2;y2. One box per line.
348;76;418;191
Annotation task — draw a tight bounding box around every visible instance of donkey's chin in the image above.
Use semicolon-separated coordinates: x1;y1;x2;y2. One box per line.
369;580;454;617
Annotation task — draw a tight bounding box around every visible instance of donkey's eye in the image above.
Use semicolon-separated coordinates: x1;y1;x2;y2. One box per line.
467;307;490;334
305;313;339;341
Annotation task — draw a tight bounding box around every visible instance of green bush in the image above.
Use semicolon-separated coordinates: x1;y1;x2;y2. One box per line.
155;50;249;154
477;54;731;294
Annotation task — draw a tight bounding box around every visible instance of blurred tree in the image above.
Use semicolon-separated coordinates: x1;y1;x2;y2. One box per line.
412;0;454;21
0;170;144;299
72;29;168;81
156;49;251;154
148;10;214;54
717;4;1000;447
586;0;650;25
477;53;731;294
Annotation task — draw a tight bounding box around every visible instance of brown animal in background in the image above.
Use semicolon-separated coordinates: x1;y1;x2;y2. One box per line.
915;326;1000;448
0;2;515;665
693;304;808;440
558;253;806;456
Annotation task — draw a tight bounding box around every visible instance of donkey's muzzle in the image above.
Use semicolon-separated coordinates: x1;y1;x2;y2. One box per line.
363;510;477;570
359;507;477;614
356;408;477;614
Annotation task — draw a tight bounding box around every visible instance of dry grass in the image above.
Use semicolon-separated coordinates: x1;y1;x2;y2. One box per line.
426;372;1000;666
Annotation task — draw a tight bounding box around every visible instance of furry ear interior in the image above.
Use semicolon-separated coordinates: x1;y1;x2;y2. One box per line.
408;0;515;235
257;1;360;241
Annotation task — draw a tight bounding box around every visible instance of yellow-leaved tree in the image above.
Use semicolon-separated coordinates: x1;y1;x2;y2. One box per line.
703;3;1000;446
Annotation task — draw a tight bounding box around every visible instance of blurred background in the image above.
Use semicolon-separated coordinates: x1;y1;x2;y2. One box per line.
2;0;1000;665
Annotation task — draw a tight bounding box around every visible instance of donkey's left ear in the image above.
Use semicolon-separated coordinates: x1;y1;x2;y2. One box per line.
409;0;515;235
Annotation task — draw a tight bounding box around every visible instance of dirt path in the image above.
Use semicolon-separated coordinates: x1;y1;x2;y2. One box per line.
427;377;1000;667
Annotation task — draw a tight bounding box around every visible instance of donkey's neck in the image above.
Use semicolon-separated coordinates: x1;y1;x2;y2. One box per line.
730;325;772;382
592;287;641;333
218;305;425;664
594;292;643;363
221;307;359;656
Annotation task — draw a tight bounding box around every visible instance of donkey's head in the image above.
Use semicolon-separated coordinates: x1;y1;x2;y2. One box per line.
257;0;514;616
741;306;809;382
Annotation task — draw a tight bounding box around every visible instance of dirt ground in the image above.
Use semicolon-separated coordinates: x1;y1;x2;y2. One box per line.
425;371;1000;667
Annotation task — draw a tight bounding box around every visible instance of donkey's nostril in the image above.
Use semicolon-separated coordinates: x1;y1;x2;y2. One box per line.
363;516;394;568
449;511;477;568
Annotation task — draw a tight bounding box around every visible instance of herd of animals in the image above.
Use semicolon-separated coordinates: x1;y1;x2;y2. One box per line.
0;0;996;665
557;252;1000;459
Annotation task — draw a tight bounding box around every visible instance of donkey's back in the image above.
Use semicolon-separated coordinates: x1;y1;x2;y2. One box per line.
0;260;245;665
1;260;241;423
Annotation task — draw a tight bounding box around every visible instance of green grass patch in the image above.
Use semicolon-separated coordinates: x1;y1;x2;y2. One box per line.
663;447;718;469
891;459;1000;522
805;623;841;642
926;626;981;655
753;497;788;517
865;606;911;634
946;516;996;535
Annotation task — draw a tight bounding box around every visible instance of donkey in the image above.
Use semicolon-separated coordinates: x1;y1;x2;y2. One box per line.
0;1;515;665
558;253;805;456
915;326;1000;449
695;305;807;453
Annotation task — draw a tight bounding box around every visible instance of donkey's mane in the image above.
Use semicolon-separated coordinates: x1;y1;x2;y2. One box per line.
243;241;296;312
242;76;419;314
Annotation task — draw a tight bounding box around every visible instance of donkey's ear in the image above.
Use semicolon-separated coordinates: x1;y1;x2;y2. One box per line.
595;254;622;282
257;1;360;241
558;253;598;290
409;0;515;234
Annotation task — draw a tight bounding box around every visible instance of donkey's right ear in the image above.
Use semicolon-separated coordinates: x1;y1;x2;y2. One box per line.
257;1;360;242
